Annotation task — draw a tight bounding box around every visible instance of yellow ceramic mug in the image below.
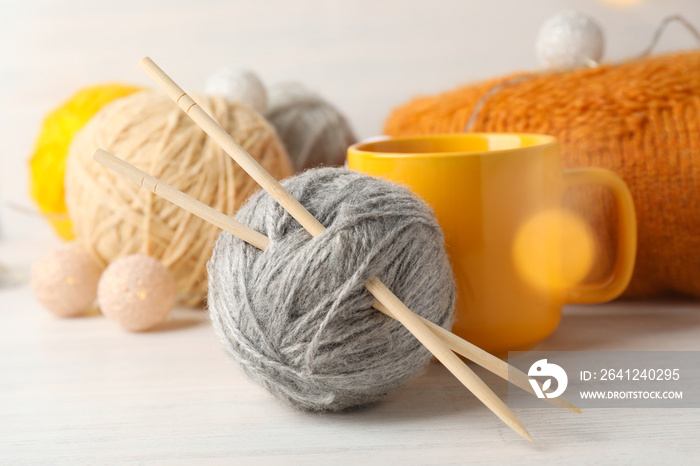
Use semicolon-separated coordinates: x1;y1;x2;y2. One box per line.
348;133;636;355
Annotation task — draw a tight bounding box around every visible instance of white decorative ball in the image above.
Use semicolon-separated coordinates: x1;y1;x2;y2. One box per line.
31;245;102;317
97;254;176;332
536;11;604;70
204;67;268;114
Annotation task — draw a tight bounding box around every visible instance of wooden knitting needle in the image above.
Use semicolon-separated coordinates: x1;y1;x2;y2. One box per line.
94;149;580;415
93;149;270;250
140;58;531;441
371;301;580;413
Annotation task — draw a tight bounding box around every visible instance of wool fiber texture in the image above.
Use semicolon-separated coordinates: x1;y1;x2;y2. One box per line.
207;168;455;411
266;83;356;171
65;90;293;305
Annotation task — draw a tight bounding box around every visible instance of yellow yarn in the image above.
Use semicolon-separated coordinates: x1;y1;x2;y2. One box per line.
65;90;294;305
29;83;142;239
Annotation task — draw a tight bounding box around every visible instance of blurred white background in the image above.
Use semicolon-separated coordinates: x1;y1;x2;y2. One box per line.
1;0;698;240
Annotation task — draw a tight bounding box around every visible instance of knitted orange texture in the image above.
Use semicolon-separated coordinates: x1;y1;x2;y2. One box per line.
385;51;700;299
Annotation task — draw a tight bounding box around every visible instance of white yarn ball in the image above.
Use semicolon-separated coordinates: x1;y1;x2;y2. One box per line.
205;67;268;114
536;11;604;70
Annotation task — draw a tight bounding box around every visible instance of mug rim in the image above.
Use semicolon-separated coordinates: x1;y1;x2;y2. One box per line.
348;132;558;158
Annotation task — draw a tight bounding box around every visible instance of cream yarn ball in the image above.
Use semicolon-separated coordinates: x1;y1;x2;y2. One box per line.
31;244;102;317
536;11;605;70
65;90;293;305
98;254;176;331
204;67;268;114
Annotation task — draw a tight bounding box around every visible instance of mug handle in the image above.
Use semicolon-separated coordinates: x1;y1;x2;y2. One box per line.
562;168;637;304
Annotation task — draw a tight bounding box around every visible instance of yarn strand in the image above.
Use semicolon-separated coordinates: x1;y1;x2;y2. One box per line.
636;15;700;59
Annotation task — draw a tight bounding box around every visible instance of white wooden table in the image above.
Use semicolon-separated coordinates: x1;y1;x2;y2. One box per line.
1;236;699;464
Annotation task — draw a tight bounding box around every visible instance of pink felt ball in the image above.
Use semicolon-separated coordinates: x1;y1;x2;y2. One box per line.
31;244;102;317
97;254;176;332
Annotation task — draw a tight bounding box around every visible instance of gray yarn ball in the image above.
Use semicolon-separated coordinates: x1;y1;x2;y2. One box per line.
207;167;455;411
265;83;357;171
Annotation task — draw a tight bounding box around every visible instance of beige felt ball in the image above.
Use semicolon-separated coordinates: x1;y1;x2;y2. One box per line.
97;254;176;332
31;244;102;317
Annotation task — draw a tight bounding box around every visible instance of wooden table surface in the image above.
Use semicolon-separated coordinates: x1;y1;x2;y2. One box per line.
2;236;699;464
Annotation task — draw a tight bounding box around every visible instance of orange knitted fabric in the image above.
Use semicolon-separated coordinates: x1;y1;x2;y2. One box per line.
385;50;700;298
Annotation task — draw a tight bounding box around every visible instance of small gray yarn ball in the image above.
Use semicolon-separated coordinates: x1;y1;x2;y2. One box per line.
207;168;455;411
265;83;357;171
